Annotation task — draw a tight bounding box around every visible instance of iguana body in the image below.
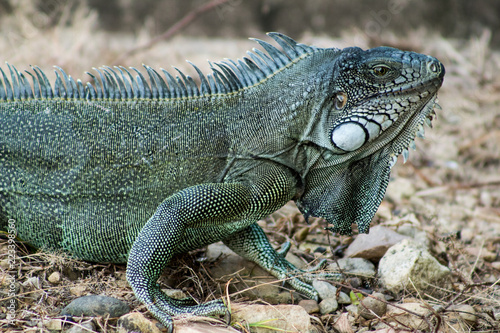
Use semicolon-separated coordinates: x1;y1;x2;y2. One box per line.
0;33;444;331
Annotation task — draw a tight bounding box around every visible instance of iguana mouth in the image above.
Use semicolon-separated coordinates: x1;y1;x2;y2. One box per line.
388;94;440;168
386;59;445;163
385;68;444;168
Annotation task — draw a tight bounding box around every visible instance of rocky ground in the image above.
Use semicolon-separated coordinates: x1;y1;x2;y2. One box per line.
1;4;499;333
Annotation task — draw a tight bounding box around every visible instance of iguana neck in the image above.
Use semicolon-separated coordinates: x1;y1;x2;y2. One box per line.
222;49;339;176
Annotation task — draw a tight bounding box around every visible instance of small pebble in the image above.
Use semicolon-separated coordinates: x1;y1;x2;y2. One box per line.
329;258;376;278
319;298;338;314
450;304;477;324
298;299;319;314
312;280;337;300
118;312;160;333
359;292;387;319
44;319;62;330
162;288;187;300
232;303;311;332
314;246;327;254
337;291;351;305
48;272;61;284
386;302;431;330
0;259;9;270
345;304;359;317
69;285;86;297
66;320;96;333
346;277;362;289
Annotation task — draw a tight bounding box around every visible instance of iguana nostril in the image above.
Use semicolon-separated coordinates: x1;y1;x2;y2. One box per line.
426;59;445;79
428;59;445;76
429;62;437;73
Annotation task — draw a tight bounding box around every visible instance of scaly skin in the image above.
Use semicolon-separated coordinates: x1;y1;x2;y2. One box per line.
0;33;444;331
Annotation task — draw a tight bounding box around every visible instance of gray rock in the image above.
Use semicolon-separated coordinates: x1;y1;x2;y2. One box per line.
344;225;409;261
328;258;376;278
312;280;337;300
392;213;429;247
337;291;351;305
257;286;295;305
319;298;338;314
460;227;477;243
332;312;355;333
358;292;387;319
205;242;235;261
285;252;307;270
345;304;359;317
206;245;250;278
378;239;451;295
61;295;130;318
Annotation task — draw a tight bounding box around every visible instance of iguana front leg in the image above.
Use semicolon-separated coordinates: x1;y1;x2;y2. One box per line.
126;163;298;332
223;223;342;301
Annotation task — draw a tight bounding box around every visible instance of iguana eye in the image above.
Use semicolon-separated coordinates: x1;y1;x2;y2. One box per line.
372;65;390;77
334;92;347;110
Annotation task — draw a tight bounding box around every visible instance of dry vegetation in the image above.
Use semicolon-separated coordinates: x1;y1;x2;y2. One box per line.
1;1;499;332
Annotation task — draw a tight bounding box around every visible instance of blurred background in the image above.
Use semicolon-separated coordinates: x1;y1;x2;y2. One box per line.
1;0;499;86
1;0;499;44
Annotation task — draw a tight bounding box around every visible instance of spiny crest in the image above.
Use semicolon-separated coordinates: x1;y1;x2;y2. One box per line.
0;33;318;102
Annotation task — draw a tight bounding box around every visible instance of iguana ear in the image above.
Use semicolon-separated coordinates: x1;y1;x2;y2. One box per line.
296;148;392;235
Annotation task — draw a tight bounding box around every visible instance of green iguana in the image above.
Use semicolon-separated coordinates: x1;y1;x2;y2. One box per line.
0;33;444;331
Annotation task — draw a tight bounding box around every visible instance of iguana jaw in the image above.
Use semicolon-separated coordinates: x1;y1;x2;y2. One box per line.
324;59;444;167
387;93;439;168
296;90;443;235
363;77;442;168
377;69;444;165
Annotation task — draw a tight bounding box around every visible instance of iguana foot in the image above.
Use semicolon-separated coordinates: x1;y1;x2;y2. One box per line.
130;281;227;333
224;224;343;302
275;254;343;301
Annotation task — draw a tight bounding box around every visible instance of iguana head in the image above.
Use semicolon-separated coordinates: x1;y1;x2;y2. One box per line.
296;45;445;235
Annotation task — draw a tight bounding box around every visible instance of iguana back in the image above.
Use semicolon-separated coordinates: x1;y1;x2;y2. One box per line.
2;96;236;261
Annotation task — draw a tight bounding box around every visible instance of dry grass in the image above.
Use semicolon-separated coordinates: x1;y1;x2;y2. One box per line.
1;1;499;332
